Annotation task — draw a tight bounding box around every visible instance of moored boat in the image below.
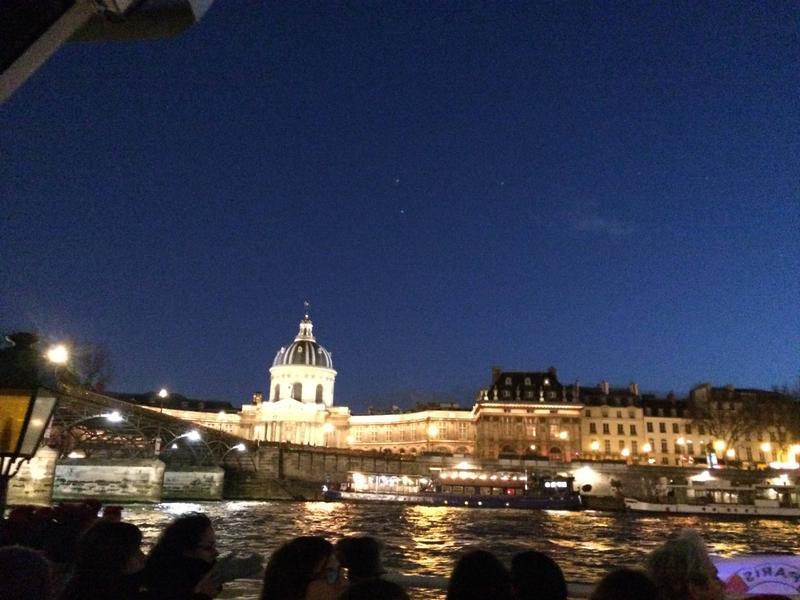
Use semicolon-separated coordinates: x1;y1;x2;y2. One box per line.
322;467;582;510
624;473;800;518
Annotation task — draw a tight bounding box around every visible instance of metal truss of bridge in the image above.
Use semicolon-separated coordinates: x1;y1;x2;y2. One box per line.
51;385;254;467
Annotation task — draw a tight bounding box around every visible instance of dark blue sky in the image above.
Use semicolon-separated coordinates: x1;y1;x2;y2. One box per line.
2;2;798;411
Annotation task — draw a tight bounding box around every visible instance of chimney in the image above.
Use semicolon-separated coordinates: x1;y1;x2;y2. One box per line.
491;367;503;384
629;382;639;396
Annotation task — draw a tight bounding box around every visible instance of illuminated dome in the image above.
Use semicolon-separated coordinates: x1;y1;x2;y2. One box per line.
272;315;333;369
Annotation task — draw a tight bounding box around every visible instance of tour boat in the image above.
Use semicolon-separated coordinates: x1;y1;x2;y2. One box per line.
322;468;582;510
624;474;800;518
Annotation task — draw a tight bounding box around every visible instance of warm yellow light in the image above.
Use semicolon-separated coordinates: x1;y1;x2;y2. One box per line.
725;448;736;458
158;388;169;398
558;431;568;440
46;344;69;364
345;435;354;445
590;440;600;451
713;440;726;452
761;442;772;453
529;444;536;451
621;448;630;457
676;437;685;445
427;425;439;438
642;442;652;453
323;423;335;434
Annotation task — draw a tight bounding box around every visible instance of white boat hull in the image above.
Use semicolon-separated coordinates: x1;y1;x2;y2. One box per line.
624;498;800;518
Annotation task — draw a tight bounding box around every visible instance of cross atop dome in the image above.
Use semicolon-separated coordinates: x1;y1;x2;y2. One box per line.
296;300;315;341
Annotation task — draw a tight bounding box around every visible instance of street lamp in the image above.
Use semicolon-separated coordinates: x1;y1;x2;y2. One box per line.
322;422;335;447
45;344;69;365
0;388;58;515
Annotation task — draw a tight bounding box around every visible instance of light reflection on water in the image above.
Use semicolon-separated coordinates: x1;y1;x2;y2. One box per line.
122;501;800;600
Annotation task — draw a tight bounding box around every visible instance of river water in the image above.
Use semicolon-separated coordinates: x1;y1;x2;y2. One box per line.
123;501;800;599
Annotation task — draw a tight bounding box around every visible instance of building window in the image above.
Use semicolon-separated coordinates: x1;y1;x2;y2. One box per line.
746;447;752;461
617;424;624;435
604;440;611;453
502;390;511;398
602;423;610;434
589;423;597;434
274;384;280;400
371;430;378;442
646;422;653;433
687;442;694;455
672;423;679;434
618;440;625;451
505;377;512;385
660;440;668;453
674;443;682;455
585;409;592;417
525;390;534;399
630;424;637;435
315;385;323;404
616;410;622;418
699;425;706;435
524;377;531;386
291;382;302;401
685;424;692;434
631;441;638;454
662;457;669;465
659;423;666;433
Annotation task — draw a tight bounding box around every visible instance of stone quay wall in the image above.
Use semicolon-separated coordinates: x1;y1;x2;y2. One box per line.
6;443;781;506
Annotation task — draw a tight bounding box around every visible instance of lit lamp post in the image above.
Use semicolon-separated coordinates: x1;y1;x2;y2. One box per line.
642;442;654;465
0;389;58;515
322;422;335;447
426;423;439;453
713;440;727;467
0;335;65;516
761;441;772;463
590;440;600;460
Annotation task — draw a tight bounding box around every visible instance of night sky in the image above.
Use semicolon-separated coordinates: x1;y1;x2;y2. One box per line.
2;2;798;411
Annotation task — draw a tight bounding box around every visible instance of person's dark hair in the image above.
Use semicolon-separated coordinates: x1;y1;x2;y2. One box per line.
335;536;385;580
646;529;719;600
61;521;143;600
261;536;335;600
75;520;143;577
511;550;567;600
147;512;213;565
589;568;658;600
447;549;511;600
339;578;409;600
0;545;53;600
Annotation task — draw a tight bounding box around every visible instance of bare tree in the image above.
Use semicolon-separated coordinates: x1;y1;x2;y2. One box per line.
72;342;113;391
687;386;761;452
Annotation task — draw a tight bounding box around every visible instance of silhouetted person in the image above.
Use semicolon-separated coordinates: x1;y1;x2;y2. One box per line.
60;520;146;600
589;568;658;600
647;529;724;600
447;549;512;600
143;512;221;600
261;536;347;600
511;550;567;600
340;578;409;600
335;536;386;584
0;545;52;600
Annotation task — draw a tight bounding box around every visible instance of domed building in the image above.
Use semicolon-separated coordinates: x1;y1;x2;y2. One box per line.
270;314;336;406
239;310;350;446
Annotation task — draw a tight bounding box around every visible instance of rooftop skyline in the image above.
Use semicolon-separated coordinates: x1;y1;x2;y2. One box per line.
2;2;798;410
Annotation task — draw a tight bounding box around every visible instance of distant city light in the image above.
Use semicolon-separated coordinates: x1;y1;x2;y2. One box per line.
158;388;169;398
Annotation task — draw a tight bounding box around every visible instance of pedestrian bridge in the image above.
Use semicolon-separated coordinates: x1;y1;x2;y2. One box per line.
51;384;253;467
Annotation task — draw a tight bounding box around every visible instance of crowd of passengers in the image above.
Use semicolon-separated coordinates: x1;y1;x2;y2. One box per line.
0;500;792;600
